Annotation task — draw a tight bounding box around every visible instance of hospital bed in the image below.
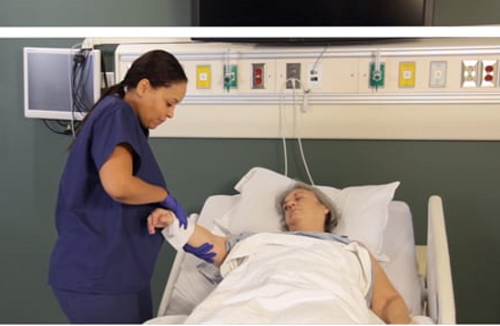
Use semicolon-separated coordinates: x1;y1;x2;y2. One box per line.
150;167;455;324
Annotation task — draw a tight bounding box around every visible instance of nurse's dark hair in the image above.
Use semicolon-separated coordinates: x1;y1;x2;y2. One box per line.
277;182;339;232
68;50;187;149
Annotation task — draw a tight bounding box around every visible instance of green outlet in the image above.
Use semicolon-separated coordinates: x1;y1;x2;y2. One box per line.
370;62;385;88
223;64;238;90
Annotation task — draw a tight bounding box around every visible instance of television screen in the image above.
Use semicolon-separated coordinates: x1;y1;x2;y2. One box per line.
23;47;101;120
192;0;434;27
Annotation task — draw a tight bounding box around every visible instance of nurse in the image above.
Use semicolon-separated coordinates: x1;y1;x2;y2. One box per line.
48;49;191;323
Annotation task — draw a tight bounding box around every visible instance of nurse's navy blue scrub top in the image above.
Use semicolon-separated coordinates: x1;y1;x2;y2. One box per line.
49;95;165;294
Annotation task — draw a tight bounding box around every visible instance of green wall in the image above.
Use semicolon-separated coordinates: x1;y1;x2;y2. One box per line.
1;0;500;323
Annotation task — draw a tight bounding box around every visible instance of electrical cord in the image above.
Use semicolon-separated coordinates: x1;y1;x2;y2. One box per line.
71;48;92;114
278;46;330;183
279;77;315;185
42;43;90;137
68;43;82;138
279;81;289;177
308;45;329;85
64;43;94;138
101;51;108;90
42;119;73;135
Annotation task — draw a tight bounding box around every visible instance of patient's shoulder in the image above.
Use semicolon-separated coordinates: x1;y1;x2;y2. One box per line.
226;231;257;251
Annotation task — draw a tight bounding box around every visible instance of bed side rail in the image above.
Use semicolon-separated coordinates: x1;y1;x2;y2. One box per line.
156;213;199;317
426;195;456;324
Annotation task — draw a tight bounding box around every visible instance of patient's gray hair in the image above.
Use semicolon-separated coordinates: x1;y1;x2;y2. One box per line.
277;182;339;232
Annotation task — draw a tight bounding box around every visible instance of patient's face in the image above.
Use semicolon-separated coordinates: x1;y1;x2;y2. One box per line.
282;189;329;232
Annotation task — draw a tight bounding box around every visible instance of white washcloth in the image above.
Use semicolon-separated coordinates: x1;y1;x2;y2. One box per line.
161;214;195;250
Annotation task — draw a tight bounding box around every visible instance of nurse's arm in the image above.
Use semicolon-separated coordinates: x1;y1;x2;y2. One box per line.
100;143;168;204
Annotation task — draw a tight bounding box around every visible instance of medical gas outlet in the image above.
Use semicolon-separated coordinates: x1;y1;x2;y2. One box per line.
223;64;238;91
370;62;385;89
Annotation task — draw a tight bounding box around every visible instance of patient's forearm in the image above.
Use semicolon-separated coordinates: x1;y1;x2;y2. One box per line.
369;252;411;324
157;212;228;266
159;212;226;266
187;225;228;267
382;296;411;324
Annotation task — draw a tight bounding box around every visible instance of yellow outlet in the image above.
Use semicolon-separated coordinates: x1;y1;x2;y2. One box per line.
399;62;416;88
196;65;211;89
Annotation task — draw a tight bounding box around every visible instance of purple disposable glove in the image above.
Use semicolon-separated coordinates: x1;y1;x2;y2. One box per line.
183;243;216;264
162;194;188;229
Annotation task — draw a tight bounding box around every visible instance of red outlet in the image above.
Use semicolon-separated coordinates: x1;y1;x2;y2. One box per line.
252;63;265;89
481;60;497;87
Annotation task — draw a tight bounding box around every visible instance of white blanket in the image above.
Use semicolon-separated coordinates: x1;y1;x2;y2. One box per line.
183;233;384;324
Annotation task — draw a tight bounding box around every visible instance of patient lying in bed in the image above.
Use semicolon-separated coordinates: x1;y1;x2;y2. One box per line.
148;182;411;324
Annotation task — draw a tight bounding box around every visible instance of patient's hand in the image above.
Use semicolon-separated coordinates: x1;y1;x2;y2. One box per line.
147;208;175;234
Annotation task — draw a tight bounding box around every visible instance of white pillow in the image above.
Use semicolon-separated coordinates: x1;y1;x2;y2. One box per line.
221;167;399;261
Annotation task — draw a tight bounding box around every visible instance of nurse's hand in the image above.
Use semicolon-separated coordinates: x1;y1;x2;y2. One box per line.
162;195;188;229
183;243;216;264
147;208;175;234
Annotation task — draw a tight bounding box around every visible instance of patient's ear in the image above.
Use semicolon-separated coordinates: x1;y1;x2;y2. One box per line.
321;206;330;223
322;205;330;216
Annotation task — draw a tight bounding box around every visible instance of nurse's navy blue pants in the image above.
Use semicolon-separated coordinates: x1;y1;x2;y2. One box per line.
52;287;153;324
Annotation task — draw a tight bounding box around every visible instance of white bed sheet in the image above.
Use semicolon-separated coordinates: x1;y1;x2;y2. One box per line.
184;233;382;324
153;195;423;322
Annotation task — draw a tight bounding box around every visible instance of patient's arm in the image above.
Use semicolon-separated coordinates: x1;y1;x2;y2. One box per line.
369;253;411;324
147;208;228;267
185;224;228;267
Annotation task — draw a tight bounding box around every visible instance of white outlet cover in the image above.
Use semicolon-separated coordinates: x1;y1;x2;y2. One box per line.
461;60;478;88
307;63;321;89
429;61;447;88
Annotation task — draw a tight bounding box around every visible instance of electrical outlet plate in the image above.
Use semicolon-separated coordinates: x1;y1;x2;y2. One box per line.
196;65;212;89
461;60;478;88
286;63;301;89
307;63;321;89
480;60;497;87
429;61;447;88
398;61;416;88
252;63;265;89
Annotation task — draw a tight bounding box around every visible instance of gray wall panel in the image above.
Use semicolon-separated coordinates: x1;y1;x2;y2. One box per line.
0;0;499;322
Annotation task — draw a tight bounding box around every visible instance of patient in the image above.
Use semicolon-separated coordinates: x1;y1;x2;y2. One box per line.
148;182;411;324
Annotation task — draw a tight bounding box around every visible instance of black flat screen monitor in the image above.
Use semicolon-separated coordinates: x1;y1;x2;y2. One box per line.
191;0;434;44
192;0;434;26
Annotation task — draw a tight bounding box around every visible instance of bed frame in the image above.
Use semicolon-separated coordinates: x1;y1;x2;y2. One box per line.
156;195;455;324
417;195;456;324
